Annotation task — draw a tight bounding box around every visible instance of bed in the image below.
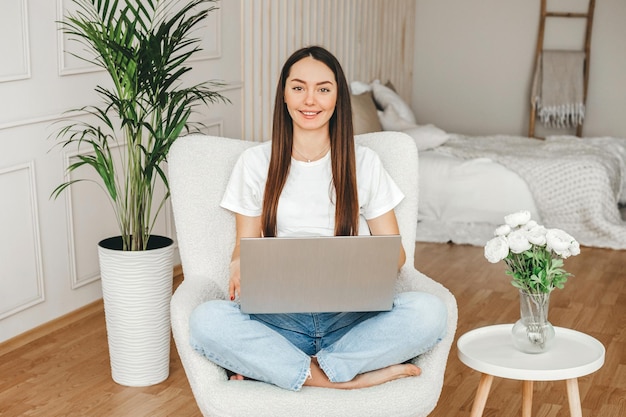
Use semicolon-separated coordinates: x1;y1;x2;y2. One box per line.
351;81;626;250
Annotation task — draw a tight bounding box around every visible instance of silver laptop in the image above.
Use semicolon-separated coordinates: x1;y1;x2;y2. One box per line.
239;235;401;314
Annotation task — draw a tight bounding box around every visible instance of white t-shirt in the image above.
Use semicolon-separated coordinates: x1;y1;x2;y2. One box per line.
220;141;404;236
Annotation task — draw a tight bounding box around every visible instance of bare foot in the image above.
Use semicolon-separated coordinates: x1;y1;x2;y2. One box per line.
226;369;248;381
348;363;421;388
304;357;421;389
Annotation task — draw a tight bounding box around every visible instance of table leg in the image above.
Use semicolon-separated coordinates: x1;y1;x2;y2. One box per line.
566;378;583;417
522;380;533;417
470;373;494;417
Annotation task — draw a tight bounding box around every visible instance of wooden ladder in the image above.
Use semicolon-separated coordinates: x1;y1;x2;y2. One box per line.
528;0;596;138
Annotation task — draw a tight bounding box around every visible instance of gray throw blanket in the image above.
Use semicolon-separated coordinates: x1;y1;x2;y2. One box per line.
434;134;626;250
532;50;586;128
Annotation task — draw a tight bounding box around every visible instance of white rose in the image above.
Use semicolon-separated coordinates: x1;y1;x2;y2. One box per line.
494;224;511;236
484;236;509;263
546;229;577;256
526;225;547;246
507;229;532;254
504;210;532;228
523;220;538;230
559;240;581;259
569;240;581;256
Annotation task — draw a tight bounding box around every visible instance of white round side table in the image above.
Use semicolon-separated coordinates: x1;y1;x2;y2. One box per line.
457;324;605;417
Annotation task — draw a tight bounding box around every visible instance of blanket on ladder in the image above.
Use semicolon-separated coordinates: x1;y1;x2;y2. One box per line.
531;51;586;128
434;134;626;250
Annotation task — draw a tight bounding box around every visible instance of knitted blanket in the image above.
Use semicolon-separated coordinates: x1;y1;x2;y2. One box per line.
531;51;586;128
433;134;626;250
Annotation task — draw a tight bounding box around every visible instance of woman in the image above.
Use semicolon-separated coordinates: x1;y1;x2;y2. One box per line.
189;46;447;391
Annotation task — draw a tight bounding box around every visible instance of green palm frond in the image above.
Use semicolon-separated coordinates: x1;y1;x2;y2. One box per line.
53;0;229;250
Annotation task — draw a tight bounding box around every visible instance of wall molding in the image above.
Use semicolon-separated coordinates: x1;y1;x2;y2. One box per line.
0;0;31;83
198;118;224;136
0;162;45;319
61;148;98;290
56;0;99;76
0;110;88;132
0;84;243;132
190;3;222;62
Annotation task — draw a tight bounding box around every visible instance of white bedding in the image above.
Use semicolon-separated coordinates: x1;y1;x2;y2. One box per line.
418;151;541;224
417;151;541;246
416;135;626;249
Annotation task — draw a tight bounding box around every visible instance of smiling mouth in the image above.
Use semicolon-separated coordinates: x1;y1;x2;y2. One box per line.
300;110;321;117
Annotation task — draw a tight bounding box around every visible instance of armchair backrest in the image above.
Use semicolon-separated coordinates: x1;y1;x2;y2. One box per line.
168;132;418;293
355;132;418;264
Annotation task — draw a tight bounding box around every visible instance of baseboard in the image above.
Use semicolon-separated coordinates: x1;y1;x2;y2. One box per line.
0;299;104;357
0;264;185;357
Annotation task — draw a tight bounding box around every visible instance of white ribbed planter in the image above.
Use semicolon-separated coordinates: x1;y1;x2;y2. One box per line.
98;235;174;387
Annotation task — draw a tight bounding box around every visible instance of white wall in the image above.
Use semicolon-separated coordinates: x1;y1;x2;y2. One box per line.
240;0;416;141
0;0;242;344
413;0;626;138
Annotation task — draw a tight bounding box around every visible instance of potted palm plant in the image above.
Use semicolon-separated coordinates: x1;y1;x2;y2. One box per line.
53;0;228;386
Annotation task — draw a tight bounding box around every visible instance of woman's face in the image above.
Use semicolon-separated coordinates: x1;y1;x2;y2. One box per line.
284;56;337;135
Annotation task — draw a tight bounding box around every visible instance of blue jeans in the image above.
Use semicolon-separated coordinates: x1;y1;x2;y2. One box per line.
189;291;447;391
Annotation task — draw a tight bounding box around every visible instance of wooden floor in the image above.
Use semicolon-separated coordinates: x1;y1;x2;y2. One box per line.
0;242;624;416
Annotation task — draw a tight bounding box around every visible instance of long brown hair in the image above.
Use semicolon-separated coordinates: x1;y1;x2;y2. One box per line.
261;46;358;237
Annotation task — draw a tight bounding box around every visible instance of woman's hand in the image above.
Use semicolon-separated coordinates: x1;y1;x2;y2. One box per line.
229;213;262;302
229;259;241;301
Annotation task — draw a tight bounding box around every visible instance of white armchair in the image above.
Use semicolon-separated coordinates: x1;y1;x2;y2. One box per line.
169;132;458;417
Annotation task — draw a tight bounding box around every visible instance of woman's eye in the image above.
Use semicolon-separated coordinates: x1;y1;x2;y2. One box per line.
320;88;330;93
293;86;303;91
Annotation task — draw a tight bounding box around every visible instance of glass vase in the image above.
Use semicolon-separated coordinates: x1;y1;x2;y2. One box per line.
511;290;555;353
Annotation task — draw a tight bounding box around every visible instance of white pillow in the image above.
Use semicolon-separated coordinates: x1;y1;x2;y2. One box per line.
378;105;416;131
350;81;372;95
401;124;450;151
378;105;448;150
371;81;417;124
